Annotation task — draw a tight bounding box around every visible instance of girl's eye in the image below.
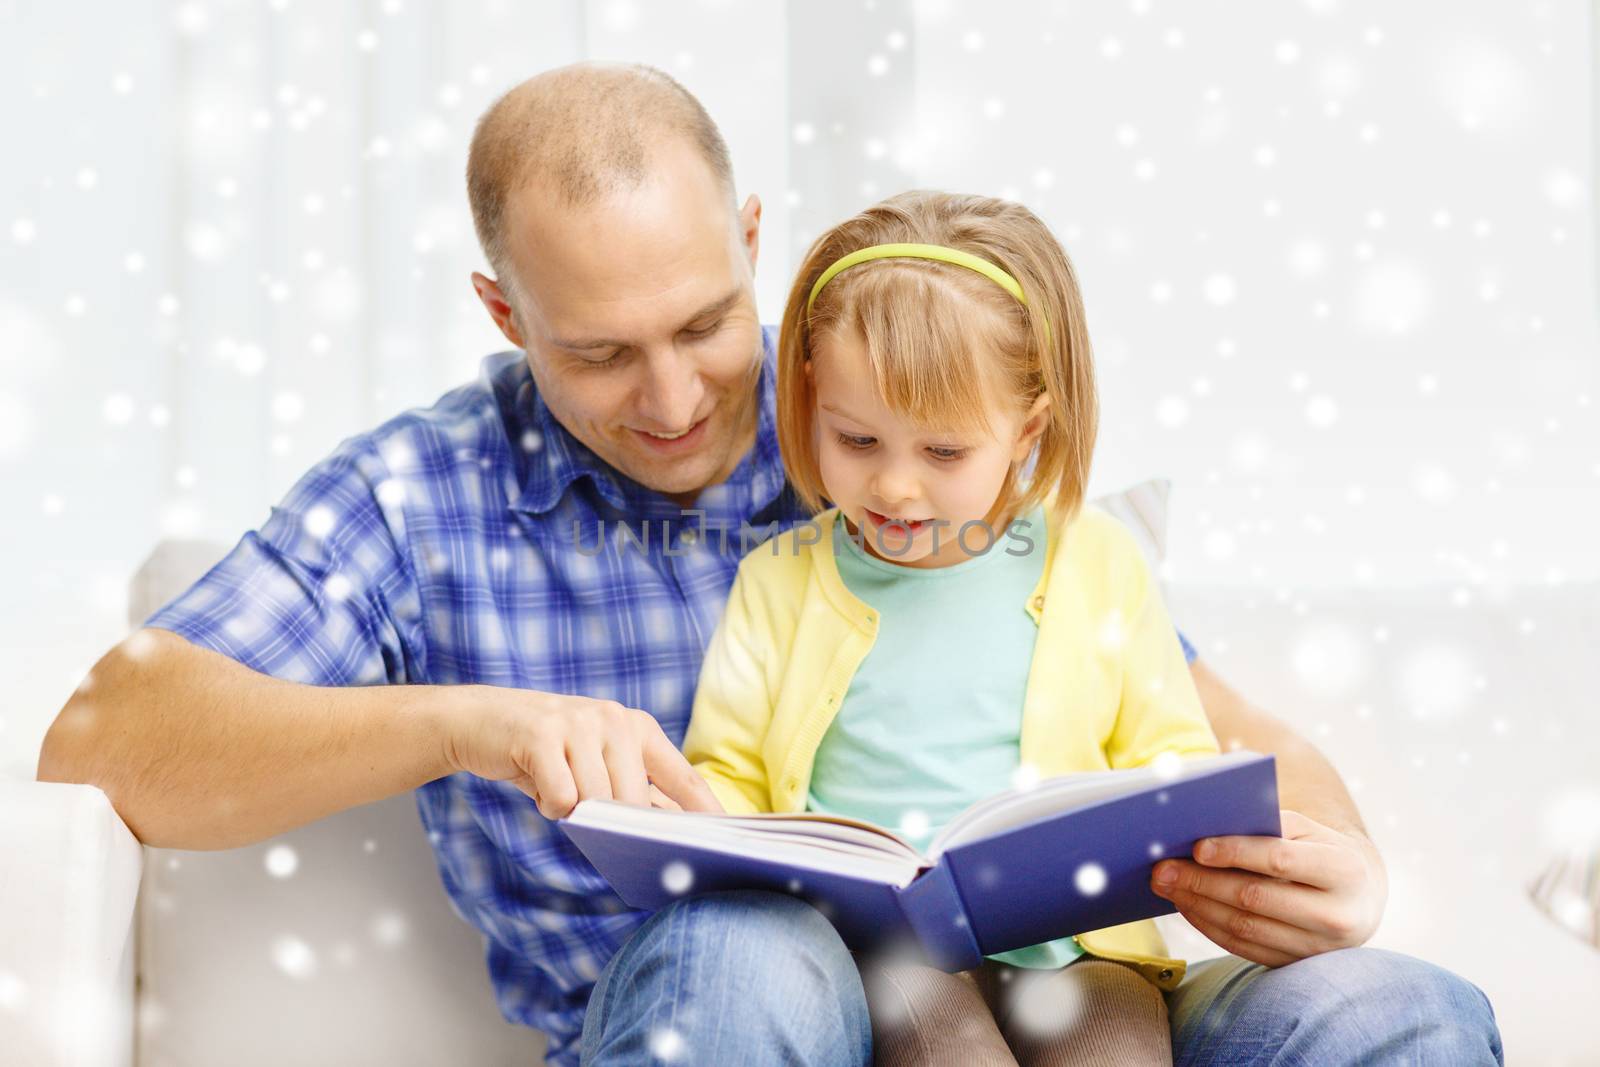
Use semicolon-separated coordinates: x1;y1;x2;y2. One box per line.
836;433;875;450
927;447;967;462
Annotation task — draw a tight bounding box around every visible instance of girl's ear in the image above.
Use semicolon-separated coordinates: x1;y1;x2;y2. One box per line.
1011;392;1051;463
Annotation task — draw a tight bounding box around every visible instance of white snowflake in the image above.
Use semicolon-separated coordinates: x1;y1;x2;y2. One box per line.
1008;965;1088;1039
264;845;299;879
271;935;317;980
1288;240;1325;275
648;1027;686;1062
102;393;135;425
272;391;305;423
1150;752;1183;782
898;809;930;840
1412;462;1457;505
371;909;409;947
660;860;694;895
1010;764;1041;792
1097;610;1127;652
376;479;407;507
1155;395;1189;428
1305;394;1339;428
1202;274;1236;306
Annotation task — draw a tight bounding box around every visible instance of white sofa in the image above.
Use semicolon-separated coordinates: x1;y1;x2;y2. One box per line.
4;540;1598;1065
6;541;546;1067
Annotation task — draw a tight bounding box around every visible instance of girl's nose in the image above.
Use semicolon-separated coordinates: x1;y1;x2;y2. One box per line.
869;462;920;508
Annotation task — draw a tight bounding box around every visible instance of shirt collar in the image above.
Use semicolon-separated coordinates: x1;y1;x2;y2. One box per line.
509;327;786;522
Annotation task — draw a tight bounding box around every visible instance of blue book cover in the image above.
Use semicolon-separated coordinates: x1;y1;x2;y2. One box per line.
561;751;1279;971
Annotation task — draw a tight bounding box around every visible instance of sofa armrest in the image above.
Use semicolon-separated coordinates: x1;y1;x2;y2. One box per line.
0;779;142;1067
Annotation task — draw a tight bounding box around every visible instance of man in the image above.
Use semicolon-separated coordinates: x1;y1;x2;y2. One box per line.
38;63;1501;1065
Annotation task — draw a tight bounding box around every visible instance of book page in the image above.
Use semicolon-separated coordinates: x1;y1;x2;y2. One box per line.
565;801;928;885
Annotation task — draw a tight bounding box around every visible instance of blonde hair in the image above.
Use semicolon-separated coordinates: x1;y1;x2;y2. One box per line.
777;190;1099;526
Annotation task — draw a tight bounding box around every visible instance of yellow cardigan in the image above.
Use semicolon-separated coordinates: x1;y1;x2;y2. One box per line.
681;503;1220;990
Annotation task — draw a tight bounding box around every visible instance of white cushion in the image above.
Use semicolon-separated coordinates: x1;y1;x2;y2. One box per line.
0;780;141;1067
1090;478;1172;569
129;540;545;1065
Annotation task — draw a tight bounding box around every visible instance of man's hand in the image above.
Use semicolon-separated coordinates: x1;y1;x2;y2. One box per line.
440;686;723;819
1150;809;1387;967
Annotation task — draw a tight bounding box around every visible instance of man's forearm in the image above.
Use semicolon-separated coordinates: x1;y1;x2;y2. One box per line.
1190;659;1370;839
36;628;457;850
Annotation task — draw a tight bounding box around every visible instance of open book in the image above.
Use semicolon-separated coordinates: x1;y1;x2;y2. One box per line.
562;751;1279;971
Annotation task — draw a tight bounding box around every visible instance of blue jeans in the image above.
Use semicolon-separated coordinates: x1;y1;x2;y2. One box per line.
580;891;1503;1066
1168;950;1503;1066
580;891;872;1066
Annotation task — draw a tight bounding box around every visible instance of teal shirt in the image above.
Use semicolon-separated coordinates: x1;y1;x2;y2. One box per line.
807;508;1084;969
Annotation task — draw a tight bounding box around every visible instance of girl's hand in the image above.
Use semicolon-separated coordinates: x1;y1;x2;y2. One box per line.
1148;809;1388;967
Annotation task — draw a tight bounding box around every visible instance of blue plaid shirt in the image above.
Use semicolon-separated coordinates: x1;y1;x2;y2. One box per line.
147;326;1197;1063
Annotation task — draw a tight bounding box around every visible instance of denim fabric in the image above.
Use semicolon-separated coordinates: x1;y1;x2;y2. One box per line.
580;891;872;1067
1168;948;1504;1066
585;898;1502;1067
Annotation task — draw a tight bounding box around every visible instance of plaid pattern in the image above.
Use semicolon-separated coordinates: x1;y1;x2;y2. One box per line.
147;330;804;1064
146;325;1197;1063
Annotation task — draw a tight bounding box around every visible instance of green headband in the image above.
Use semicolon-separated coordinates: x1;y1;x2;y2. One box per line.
805;242;1051;342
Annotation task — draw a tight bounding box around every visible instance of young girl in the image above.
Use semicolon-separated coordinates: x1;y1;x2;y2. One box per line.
680;191;1219;1066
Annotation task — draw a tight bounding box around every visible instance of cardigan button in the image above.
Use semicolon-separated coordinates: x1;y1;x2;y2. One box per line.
1158;968;1174;982
1031;594;1045;611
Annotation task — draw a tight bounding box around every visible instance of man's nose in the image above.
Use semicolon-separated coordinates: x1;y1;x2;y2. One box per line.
637;347;705;430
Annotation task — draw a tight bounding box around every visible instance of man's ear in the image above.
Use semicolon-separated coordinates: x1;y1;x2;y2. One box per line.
1012;392;1052;463
737;194;762;274
471;272;526;349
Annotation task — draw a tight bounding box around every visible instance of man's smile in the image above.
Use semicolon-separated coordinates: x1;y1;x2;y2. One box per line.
630;415;710;454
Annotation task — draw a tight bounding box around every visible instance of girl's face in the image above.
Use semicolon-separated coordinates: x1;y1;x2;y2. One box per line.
809;328;1048;569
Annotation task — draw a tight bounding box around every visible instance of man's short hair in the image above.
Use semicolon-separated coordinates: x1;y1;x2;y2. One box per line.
466;62;735;304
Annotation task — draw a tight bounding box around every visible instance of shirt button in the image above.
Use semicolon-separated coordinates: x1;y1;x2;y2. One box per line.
1031;594;1045;611
679;528;698;546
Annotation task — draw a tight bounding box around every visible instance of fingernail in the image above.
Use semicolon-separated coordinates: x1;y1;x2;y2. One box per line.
1195;839;1214;861
1154;864;1177;886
